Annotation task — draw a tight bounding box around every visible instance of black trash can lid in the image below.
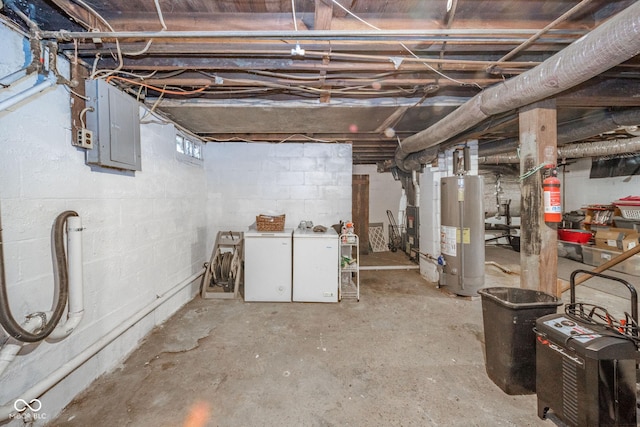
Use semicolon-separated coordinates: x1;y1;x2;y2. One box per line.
478;287;562;310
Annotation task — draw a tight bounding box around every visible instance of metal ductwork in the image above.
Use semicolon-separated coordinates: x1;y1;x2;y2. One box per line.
478;136;640;164
394;2;640;171
479;108;640;156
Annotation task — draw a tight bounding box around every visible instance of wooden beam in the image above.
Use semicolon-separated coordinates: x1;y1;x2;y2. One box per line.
314;0;334;30
48;0;110;31
519;99;558;296
70;61;89;147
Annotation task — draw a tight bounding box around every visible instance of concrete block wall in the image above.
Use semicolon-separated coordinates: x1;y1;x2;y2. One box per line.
0;23;206;425
204;142;352;249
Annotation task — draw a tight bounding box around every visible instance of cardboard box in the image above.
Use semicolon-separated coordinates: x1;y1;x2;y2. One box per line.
594;227;639;251
582;245;640;277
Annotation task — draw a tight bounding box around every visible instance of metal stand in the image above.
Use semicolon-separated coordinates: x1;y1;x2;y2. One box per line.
201;231;243;299
386;210;403;252
339;233;360;301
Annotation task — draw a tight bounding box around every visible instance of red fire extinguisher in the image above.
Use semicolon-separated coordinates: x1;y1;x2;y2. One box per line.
543;168;562;223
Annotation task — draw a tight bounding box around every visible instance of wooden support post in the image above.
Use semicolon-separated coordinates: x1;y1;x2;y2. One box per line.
519;99;559;296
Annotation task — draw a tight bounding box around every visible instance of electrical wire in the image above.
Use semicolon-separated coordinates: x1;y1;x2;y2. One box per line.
63;85;90;101
105;75;209;95
110;69;158;80
328;0;478;88
79;106;94;128
519;161;552;181
564;302;640;347
154;0;167;30
122;39;154;56
202;134;338;144
122;0;166;57
195;72;421;96
247;69;403;82
200;69;386;86
67;0;123;79
291;0;298;32
140;90;164;121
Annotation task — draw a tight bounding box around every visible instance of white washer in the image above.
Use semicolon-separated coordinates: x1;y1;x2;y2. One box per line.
243;228;293;302
293;227;339;302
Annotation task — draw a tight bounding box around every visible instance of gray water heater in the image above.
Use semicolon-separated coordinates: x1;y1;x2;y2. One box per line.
440;175;485;296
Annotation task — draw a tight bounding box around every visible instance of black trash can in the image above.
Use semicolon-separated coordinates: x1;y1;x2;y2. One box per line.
478;287;561;395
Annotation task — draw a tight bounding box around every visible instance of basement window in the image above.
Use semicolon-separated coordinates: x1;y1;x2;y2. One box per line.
176;133;203;164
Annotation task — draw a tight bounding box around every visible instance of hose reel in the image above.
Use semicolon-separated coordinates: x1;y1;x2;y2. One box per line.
211;250;235;292
202;231;243;299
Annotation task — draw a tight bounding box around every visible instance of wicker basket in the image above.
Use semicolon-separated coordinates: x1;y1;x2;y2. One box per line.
256;214;286;232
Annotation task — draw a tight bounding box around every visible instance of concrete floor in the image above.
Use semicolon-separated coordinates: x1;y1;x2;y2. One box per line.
52;245;640;427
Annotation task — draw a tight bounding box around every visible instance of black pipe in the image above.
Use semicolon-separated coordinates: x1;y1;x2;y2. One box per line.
0;210;78;343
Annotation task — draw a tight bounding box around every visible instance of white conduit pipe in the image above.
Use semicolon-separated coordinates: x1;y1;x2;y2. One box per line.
48;217;84;340
0;317;42;377
397;189;407;228
412;170;420;208
0;269;204;422
0;73;57;114
42;28;586;40
0;67;29;88
360;265;419;271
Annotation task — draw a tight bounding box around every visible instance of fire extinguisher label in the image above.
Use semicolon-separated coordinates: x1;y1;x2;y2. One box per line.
544;191;562;213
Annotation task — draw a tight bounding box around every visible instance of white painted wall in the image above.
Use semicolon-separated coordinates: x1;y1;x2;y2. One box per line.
205;142;352;249
0;24;206;424
562;157;640;212
0;22;357;423
352;164;403;242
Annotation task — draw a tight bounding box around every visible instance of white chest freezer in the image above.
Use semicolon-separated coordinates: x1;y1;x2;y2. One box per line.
293;227;339;302
243;228;293;302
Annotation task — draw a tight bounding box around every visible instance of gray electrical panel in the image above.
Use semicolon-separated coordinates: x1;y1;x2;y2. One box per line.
85;79;141;171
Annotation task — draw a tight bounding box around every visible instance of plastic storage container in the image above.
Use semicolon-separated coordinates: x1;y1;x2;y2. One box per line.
478;287;561;395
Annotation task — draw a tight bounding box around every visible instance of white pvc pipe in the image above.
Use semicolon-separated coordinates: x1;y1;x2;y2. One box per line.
0;67;29;87
397;189;407;228
0;317;43;377
0;269;204;422
48;216;84;340
412;170;420;208
359;265;419;271
0;73;57;113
